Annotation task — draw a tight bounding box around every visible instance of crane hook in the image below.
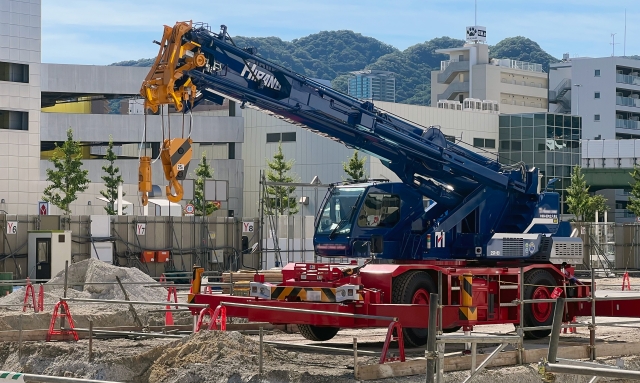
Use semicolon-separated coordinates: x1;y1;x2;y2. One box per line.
160;137;193;203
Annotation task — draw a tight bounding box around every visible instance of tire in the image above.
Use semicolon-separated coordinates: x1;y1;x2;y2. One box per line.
298;324;340;341
392;271;437;347
523;269;557;339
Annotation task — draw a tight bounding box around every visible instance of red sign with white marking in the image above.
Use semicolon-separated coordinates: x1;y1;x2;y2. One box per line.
6;221;17;235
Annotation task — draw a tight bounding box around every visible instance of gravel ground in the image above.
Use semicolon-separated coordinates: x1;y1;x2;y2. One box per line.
2;271;640;382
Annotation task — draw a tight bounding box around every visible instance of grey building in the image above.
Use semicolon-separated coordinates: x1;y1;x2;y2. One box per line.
499;112;582;215
549;56;640;140
347;70;396;102
549;56;640;220
39;64;245;216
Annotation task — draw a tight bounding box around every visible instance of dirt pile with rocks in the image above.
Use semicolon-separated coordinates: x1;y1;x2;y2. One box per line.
0;259;178;330
0;331;359;383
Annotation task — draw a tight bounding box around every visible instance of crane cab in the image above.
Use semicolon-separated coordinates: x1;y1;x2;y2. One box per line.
313;182;425;260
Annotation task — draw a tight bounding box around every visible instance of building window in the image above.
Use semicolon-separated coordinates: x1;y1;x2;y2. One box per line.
266;132;297;143
0;110;28;130
281;132;296;142
594;114;600;121
0;61;29;83
473;138;496;149
594;92;600;99
266;133;281;143
595;69;601;77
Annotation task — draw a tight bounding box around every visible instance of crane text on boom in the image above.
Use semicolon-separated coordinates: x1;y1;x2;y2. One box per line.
240;64;282;91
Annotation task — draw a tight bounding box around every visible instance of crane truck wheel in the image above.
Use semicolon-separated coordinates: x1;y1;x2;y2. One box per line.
522;269;557;339
298;324;340;342
392;271;437;347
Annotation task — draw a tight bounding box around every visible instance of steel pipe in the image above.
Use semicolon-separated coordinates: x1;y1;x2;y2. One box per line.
426;293;438;383
219;301;397;322
61;298;209;308
543;362;640;380
548;297;566;363
70;327;186;339
435;335;520;344
0;371;123;383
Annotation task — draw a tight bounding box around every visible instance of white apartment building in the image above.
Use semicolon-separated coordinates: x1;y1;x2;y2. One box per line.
549;56;640;140
550;55;640;221
431;28;548;114
0;0;41;215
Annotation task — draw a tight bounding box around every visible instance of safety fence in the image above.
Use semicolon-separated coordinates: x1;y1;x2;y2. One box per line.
575;222;640;271
0;215;260;279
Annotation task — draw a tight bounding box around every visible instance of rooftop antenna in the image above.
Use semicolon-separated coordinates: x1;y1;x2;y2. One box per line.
624;9;627;56
611;33;618;56
475;0;477;26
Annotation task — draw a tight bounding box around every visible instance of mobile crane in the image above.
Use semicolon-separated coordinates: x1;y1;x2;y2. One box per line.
139;21;606;347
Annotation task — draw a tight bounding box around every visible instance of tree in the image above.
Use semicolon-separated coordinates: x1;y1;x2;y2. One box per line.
566;165;609;222
42;128;90;215
189;152;219;216
100;136;125;215
628;165;640;217
265;143;298;215
585;194;609;222
343;150;367;183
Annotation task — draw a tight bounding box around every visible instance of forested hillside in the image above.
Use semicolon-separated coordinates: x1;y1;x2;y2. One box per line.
112;32;559;106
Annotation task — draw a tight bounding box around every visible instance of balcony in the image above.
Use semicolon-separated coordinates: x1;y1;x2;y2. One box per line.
617;73;640;87
490;59;544;73
616;118;640;130
616;96;640;108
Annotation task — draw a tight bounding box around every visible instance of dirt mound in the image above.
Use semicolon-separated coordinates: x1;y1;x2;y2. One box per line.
143;331;355;383
0;259;174;330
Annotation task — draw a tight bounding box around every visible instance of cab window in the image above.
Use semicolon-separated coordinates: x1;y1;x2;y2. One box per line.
357;193;401;227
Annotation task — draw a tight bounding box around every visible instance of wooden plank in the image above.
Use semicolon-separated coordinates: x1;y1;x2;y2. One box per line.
355;341;640;381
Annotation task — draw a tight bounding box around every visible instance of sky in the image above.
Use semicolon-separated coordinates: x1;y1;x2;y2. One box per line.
42;0;640;66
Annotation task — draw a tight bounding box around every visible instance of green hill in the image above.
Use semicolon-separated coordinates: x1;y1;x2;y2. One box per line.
112;31;559;107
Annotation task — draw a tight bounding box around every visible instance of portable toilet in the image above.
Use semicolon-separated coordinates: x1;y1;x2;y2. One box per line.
27;231;72;280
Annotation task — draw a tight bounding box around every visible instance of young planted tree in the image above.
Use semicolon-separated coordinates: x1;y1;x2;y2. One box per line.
189;152;219;216
628;165;640;217
266;143;299;215
343;150;367;183
100;136;125;215
42;128;90;215
566;165;609;221
565;165;591;221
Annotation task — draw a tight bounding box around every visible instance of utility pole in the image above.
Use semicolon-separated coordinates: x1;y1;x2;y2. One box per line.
611;33;619;57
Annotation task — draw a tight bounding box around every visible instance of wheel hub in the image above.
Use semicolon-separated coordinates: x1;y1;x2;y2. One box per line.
531;287;552;322
412;288;430;305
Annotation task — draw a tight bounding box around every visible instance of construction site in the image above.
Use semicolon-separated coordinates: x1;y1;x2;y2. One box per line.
7;3;640;382
4;258;640;382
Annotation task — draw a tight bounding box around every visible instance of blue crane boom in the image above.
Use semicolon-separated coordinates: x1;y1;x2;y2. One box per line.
140;22;580;264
